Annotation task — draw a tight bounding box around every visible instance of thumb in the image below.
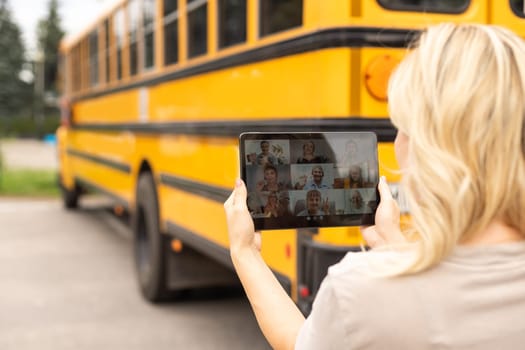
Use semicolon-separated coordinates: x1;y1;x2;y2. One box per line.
377;176;393;201
232;178;248;207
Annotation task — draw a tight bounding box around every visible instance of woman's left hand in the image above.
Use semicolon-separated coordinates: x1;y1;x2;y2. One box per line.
360;176;405;248
224;179;261;255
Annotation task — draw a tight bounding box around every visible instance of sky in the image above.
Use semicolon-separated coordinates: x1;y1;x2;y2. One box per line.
9;0;118;58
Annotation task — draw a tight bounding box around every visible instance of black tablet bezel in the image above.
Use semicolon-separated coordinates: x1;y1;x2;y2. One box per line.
239;132;379;231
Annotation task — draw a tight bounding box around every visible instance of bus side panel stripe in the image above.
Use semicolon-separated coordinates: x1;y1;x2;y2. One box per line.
160;174;230;203
67;148;132;174
75;176;130;209
72;118;397;142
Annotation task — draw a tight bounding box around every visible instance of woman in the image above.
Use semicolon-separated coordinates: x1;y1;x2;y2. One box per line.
296;140;329;163
347;164;364;188
256;164;287;192
224;23;525;349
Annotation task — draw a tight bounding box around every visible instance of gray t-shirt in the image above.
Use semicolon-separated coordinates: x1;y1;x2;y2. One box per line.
296;242;525;349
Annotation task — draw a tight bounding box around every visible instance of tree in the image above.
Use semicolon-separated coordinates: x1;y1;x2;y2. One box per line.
0;0;30;118
36;0;64;94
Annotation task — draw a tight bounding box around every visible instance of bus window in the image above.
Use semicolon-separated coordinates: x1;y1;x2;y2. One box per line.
377;0;469;13
143;0;156;69
72;44;81;92
114;9;125;80
89;29;99;87
259;0;303;37
187;0;208;58
82;39;89;90
104;19;110;83
218;0;247;49
163;0;179;65
128;0;140;77
510;0;525;17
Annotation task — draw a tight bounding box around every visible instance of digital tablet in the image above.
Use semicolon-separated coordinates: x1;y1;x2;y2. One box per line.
239;132;380;230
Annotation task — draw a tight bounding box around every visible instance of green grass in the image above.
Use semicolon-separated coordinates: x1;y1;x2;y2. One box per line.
0;168;60;197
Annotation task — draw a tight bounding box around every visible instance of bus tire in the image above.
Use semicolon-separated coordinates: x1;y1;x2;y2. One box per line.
133;173;169;302
60;179;80;209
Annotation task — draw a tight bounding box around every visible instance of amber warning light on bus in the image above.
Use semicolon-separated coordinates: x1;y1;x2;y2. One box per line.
364;54;400;101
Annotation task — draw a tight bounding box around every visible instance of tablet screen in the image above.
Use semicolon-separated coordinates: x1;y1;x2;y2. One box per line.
239;132;379;230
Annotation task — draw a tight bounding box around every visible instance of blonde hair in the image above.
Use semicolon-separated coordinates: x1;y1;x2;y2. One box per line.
388;23;525;273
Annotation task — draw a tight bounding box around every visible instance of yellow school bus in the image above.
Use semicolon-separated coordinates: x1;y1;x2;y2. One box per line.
57;0;525;313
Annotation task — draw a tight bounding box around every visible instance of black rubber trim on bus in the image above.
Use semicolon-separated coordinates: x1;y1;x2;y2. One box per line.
74;176;130;209
72;27;418;102
159;173;230;204
166;220;292;295
67;148;132;174
72;117;398;142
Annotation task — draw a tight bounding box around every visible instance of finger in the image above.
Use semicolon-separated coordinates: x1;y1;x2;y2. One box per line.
377;176;394;201
232;178;247;207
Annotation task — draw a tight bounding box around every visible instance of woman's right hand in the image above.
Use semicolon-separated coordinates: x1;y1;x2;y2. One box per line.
360;177;405;248
224;179;262;256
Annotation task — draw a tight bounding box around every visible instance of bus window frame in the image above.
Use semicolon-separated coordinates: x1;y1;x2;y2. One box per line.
376;0;471;14
510;0;525;18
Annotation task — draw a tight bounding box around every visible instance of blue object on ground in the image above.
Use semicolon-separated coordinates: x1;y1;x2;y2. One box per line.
43;134;57;145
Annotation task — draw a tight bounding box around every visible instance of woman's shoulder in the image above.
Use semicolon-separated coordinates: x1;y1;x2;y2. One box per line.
325;249;417;296
329;249;410;274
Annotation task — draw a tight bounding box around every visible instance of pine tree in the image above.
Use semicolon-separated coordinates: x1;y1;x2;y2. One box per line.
0;0;29;118
36;0;64;94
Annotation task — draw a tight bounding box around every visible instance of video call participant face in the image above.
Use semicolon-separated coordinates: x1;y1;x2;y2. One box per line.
303;141;315;155
349;166;360;180
260;141;270;155
279;191;290;206
306;190;322;214
264;166;278;184
312;166;324;184
349;165;362;185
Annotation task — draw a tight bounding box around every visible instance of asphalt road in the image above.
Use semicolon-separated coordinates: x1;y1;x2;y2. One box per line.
0;197;270;350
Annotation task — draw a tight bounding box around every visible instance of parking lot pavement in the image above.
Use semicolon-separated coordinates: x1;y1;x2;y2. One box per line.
0;197;270;350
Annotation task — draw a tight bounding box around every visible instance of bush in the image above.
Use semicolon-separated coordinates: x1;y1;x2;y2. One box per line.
0;109;60;138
